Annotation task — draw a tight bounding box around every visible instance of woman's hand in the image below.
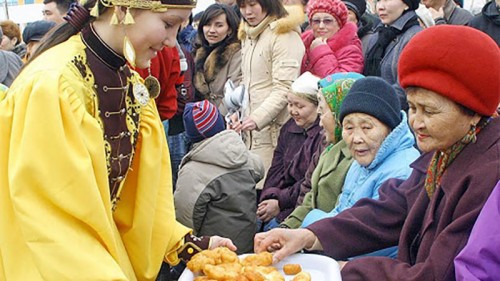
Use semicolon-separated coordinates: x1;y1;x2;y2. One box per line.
310;37;327;50
209;236;237;252
230;117;257;132
257;199;280;222
254;228;317;263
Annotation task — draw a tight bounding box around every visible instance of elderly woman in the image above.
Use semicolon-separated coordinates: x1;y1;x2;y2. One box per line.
193;3;242;113
363;0;421;109
300;76;420;233
300;0;364;77
280;73;362;229
254;25;500;281
258;72;323;231
231;0;305;189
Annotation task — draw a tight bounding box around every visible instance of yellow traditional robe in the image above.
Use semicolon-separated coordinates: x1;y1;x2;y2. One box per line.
0;34;189;280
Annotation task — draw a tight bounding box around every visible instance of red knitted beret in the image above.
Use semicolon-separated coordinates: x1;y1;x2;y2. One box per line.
399;25;500;116
307;0;348;28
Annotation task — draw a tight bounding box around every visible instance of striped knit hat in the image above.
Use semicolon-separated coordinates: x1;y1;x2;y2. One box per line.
183;100;225;143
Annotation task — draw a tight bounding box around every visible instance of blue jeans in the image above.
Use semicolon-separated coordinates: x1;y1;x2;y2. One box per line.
167;131;190;190
162;120;169;139
349;246;398;260
257;218;281;232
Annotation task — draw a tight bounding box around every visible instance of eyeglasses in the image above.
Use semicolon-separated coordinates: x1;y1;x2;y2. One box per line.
311;18;336;26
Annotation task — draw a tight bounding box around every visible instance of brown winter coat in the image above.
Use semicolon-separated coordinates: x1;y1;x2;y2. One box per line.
193;41;242;115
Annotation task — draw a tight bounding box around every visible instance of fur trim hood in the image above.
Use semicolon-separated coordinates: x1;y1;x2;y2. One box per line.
238;5;305;40
194;41;241;95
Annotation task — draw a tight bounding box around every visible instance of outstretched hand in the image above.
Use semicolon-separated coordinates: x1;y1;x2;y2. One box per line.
254;228;317;264
210;236;237;252
230;117;257;132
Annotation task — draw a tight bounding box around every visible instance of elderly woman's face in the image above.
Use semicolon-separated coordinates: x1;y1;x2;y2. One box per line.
407;88;480;153
311;12;340;40
287;92;318;129
317;94;336;144
342;113;391;167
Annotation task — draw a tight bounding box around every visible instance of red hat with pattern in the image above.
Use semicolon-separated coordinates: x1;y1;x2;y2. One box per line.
307;0;348;28
399;25;500;116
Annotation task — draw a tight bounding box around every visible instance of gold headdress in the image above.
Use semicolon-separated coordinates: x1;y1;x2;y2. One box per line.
90;0;197;20
86;0;196;66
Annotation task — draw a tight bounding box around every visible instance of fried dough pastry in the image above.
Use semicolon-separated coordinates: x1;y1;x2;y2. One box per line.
203;263;242;280
193;277;215;281
292;271;311;281
283;264;302;275
241;251;273;266
242;266;266;281
187;248;285;281
187;247;239;273
242;265;285;281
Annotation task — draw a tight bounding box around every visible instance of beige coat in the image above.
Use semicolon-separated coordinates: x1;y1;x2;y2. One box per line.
239;5;305;187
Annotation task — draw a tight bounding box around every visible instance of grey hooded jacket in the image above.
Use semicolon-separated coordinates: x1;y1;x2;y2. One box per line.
174;130;264;253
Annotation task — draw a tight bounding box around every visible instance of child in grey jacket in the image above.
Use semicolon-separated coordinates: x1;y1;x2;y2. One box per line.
174;100;264;254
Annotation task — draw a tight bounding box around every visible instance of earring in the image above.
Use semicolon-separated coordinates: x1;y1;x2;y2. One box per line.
110;8;119;25
123;7;135;25
123;35;136;67
144;66;160;99
464;123;477;143
90;3;99;18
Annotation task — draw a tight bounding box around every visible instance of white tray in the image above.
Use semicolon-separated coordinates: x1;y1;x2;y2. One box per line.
178;252;342;281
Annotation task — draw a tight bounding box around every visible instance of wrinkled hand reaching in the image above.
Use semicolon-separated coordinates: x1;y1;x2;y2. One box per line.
254;228;317;264
257;199;280;222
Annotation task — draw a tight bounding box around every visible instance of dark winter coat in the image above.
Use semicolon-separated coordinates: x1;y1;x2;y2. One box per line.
468;1;500;46
307;117;500;281
260;118;323;222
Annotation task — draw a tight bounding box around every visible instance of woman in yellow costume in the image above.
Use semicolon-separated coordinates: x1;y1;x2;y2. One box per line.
0;0;235;279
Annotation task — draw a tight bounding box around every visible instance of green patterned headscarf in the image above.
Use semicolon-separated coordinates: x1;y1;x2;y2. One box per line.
320;72;364;143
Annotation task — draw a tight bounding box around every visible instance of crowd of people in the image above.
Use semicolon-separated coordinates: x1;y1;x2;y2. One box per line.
0;0;499;280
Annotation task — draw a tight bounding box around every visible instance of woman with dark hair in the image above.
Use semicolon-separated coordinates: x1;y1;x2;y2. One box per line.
0;0;235;279
231;0;305;189
193;3;242;113
363;0;422;110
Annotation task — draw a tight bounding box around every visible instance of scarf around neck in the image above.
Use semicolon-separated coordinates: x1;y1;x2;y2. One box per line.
424;117;491;198
363;13;419;77
244;16;276;39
